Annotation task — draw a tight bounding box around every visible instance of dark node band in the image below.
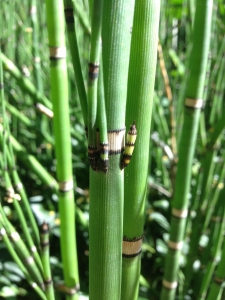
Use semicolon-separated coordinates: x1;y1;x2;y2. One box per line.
122;249;142;258
109;149;123;155
44;279;53;285
107;127;126;133
50;56;64;61
125;142;135;146
41;241;50;248
85;126;88;138
99;159;109;173
64;7;74;24
40;224;49;234
100;143;109;155
55;283;80;295
88;63;99;80
214;276;224;285
123;235;144;242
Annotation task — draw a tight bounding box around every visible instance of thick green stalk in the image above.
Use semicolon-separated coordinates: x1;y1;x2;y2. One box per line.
121;1;160;299
89;1;134;299
45;1;79;299
160;1;213;299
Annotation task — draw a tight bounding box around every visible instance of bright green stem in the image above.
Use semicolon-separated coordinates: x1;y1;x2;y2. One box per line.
64;0;88;125
121;257;141;300
1;53;52;109
87;0;103;147
121;1;160;299
97;58;107;143
89;1;134;299
160;1;213;299
45;1;79;299
101;1;133;129
89;161;124;299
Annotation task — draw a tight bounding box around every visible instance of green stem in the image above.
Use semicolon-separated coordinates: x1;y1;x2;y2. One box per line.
121;1;160;299
160;1;213;299
45;1;79;299
87;0;103;171
40;223;55;300
64;0;88;125
89;1;134;299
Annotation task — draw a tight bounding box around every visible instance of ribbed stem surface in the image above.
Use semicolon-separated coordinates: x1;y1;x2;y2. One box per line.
121;1;160;299
45;0;79;299
89;1;134;299
160;1;213;299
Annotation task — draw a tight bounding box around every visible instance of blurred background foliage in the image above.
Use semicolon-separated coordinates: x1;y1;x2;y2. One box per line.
0;0;225;299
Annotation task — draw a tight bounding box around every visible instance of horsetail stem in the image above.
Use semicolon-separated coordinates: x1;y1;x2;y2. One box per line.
87;0;103;171
121;1;160;299
40;222;55;300
45;0;79;299
64;0;88;125
89;1;134;298
160;1;213;299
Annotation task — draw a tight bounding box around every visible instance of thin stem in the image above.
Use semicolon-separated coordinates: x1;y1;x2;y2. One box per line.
45;0;79;299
